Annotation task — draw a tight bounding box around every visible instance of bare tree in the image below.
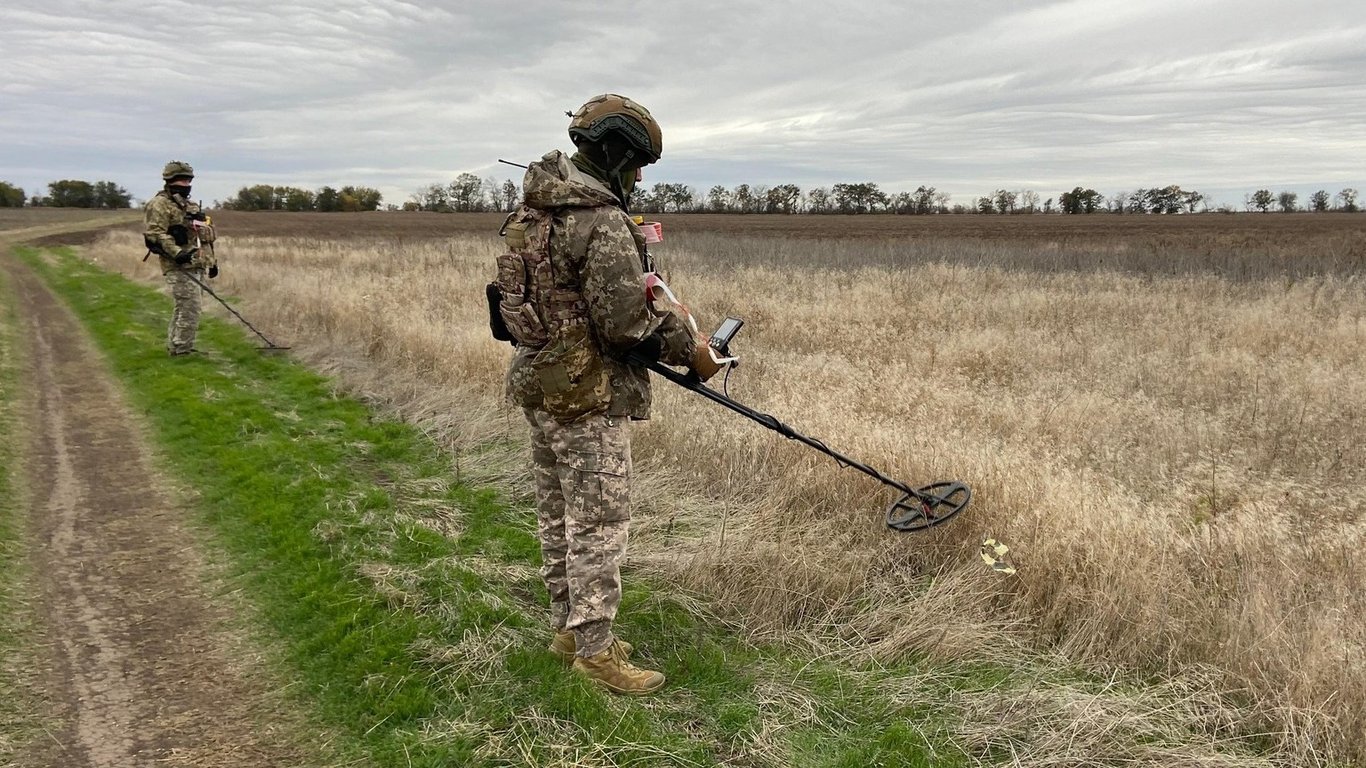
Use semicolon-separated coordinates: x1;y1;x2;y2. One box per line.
1060;187;1103;214
766;184;801;214
733;184;756;214
413;184;449;212
448;173;484;212
806;187;831;214
993;189;1017;214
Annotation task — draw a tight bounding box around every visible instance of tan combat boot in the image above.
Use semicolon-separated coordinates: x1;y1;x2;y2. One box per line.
549;631;631;663
572;640;664;695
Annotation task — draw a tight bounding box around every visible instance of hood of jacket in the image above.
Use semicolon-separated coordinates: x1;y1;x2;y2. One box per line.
522;150;621;211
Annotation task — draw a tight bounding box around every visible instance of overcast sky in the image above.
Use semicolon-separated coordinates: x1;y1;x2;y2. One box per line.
2;0;1362;209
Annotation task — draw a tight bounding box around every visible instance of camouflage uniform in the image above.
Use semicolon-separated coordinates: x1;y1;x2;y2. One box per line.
144;190;215;355
503;150;693;657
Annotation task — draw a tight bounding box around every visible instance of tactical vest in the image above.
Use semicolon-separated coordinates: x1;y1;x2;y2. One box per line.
494;206;590;348
143;192;213;256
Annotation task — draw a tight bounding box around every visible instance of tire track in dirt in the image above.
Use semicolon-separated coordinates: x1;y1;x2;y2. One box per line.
1;251;324;767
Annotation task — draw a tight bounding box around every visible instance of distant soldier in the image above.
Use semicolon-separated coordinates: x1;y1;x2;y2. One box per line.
143;160;217;356
489;95;712;695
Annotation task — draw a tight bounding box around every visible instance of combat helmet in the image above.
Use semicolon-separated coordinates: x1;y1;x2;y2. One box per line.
568;94;662;166
162;160;195;181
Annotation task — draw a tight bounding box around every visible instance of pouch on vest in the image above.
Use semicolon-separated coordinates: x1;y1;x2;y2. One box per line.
494;207;559;347
532;326;610;422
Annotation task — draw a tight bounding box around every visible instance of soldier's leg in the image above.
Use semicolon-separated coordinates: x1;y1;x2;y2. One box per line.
526;409;571;631
166;268;203;354
553;414;632;658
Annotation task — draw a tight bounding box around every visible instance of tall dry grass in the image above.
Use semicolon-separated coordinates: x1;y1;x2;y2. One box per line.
89;226;1364;764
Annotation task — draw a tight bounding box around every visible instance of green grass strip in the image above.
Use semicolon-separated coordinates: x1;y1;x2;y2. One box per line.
16;246;984;766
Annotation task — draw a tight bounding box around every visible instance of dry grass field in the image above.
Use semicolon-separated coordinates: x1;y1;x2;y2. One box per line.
87;212;1365;765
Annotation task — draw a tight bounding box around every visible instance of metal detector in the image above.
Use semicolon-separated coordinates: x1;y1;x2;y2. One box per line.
179;269;290;352
636;319;970;532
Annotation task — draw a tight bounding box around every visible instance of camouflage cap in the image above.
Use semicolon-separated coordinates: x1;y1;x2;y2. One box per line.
568;94;662;164
162;160;195;181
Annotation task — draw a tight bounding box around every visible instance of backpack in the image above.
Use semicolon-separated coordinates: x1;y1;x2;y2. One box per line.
491;206;588;348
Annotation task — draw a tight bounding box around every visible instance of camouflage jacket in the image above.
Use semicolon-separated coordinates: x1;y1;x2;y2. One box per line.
144;191;215;273
506;150;694;421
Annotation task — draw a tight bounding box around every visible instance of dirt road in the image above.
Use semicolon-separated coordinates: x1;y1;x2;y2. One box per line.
0;246;323;767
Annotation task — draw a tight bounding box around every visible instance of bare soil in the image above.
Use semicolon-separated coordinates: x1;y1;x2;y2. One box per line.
0;209;141;234
0;248;324;767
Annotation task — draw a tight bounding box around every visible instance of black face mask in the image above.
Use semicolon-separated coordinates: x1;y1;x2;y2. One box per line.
168;185;191;199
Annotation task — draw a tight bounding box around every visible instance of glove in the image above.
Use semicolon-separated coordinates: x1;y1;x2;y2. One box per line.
208;265;219;279
485;283;514;343
690;340;724;382
173;247;198;265
627;330;666;363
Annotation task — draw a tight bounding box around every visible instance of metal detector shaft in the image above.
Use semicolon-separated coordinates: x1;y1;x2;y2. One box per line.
637;358;971;531
641;359;914;492
179;269;289;350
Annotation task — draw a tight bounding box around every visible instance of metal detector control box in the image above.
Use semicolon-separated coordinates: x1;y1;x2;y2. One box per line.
709;316;744;356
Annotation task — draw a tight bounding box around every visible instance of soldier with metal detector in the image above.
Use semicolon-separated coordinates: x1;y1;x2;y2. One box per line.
488;94;719;696
490;95;973;698
143;160;218;356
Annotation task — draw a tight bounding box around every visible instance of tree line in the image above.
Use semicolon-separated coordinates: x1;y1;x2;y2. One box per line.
5;176;1361;215
416;178;1356;215
1055;186;1360;215
405;173;518;212
628;183;1361;215
0;180;133;208
220;184;384;211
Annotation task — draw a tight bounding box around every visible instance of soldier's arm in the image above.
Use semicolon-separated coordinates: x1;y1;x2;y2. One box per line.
143;200;187;256
581;217;694;366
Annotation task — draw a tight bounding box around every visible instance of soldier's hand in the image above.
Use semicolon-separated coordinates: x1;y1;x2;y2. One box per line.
208;265;219;279
627;330;666;363
690;342;724;382
174;247;198;265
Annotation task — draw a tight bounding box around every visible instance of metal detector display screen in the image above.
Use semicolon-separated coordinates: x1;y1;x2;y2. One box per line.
709;317;744;349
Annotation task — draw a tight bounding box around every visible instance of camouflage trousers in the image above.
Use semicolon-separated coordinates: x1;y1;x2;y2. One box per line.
165;267;203;355
524;408;631;658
